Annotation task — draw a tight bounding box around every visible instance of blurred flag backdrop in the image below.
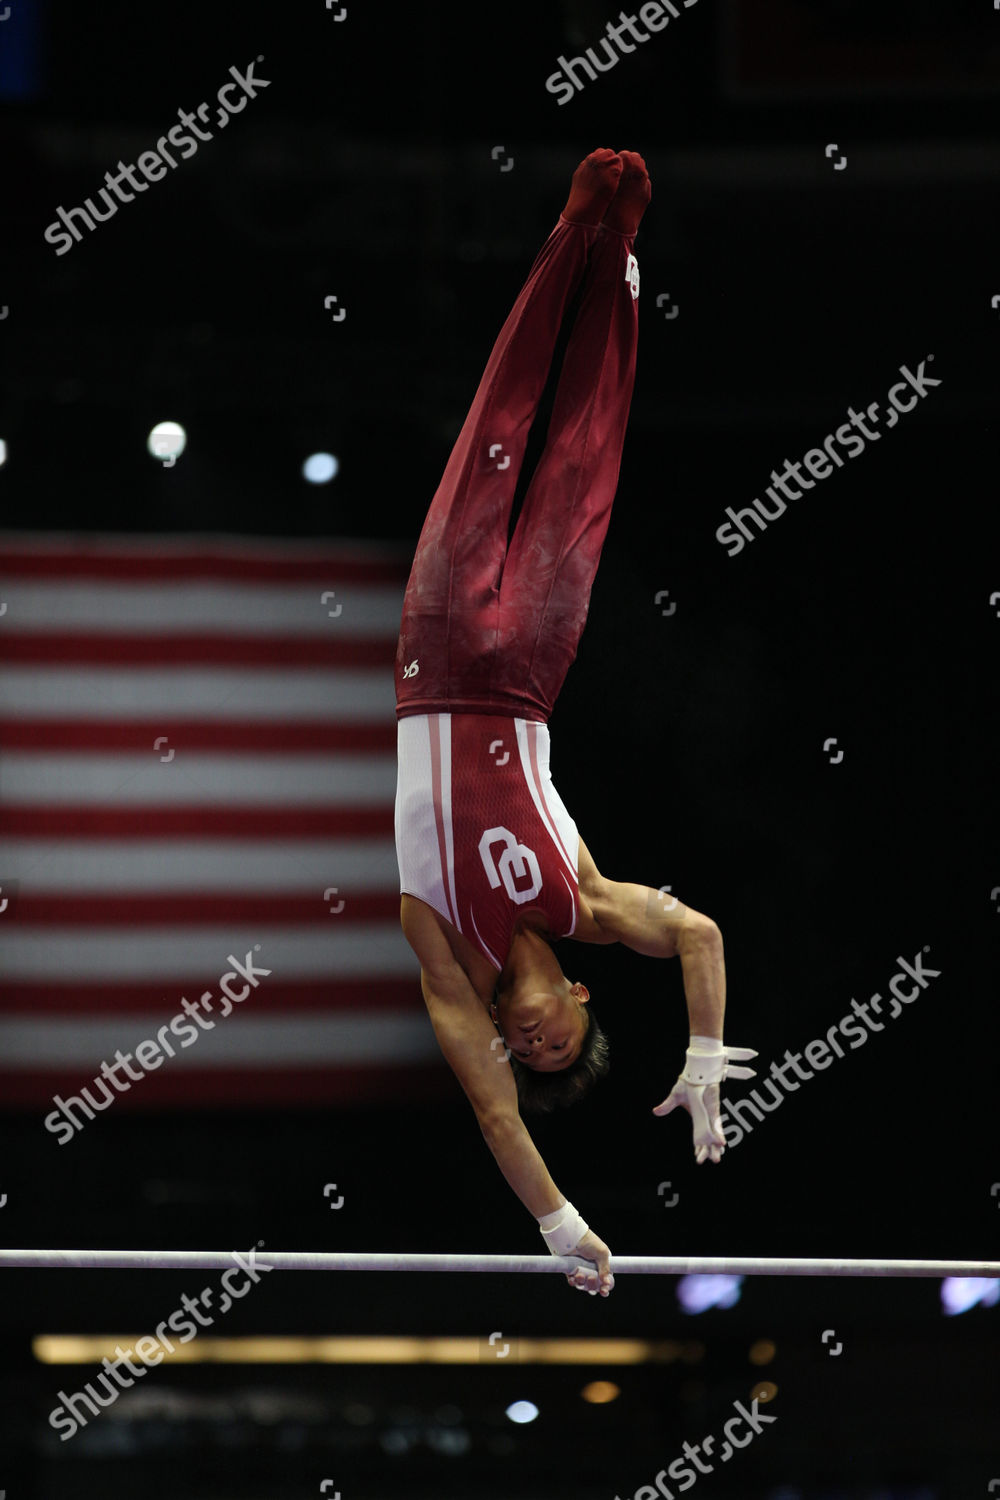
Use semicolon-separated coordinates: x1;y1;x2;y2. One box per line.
0;533;446;1112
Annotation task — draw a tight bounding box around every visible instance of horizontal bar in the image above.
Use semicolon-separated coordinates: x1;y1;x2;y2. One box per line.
0;1250;997;1278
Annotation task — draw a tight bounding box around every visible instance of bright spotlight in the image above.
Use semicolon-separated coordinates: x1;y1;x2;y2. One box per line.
303;451;339;484
581;1381;620;1404
676;1274;743;1314
505;1400;539;1425
148;421;186;463
941;1277;1000;1316
749;1339;776;1366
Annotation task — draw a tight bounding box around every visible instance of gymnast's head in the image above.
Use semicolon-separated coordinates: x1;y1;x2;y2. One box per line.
490;977;610;1113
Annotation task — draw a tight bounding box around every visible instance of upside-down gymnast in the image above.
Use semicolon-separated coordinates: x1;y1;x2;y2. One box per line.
394;149;756;1297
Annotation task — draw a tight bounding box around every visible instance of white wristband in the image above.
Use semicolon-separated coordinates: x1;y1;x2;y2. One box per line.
682;1038;759;1088
682;1037;724;1086
538;1199;589;1257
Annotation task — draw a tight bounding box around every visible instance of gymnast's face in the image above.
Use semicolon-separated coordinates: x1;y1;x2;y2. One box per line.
493;984;590;1072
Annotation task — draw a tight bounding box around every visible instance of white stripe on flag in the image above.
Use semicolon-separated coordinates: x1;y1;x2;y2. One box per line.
0;1013;438;1068
0;753;398;805
0;838;401;891
0;582;405;636
1;926;415;981
0;668;394;718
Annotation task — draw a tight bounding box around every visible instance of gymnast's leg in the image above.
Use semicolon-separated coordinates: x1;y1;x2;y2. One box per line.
497;151;651;720
395;150;628;719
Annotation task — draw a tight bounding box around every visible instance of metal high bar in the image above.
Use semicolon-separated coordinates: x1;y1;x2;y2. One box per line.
0;1251;996;1277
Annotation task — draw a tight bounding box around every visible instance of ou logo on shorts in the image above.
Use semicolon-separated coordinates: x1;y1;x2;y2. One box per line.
625;252;640;301
478;826;542;906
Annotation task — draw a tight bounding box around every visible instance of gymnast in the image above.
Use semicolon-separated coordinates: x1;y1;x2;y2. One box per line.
394;149;756;1297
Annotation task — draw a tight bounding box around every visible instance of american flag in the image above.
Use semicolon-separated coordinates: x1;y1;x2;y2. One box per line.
0;532;446;1115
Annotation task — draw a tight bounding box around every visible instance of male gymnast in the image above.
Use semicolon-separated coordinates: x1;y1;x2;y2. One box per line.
394;149;756;1297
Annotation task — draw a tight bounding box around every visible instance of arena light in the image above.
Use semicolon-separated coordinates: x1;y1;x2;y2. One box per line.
580;1380;620;1404
147;421;186;464
748;1338;777;1365
940;1276;1000;1316
34;1334;668;1366
676;1274;744;1314
303;451;339;484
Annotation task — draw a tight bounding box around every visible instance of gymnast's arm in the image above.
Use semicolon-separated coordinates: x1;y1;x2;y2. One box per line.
421;968;573;1215
578;836;725;1039
400;900;566;1217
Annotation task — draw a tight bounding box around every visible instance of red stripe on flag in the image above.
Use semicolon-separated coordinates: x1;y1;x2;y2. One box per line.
7;892;402;926
0;979;417;1016
0;719;398;752
0;549;411;585
0;1063;447;1111
1;634;397;668
3;806;393;837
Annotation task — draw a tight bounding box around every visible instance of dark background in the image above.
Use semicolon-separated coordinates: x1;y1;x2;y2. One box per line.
1;0;998;1495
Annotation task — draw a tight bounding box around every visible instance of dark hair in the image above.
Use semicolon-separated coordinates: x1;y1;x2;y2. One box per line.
508;1004;610;1114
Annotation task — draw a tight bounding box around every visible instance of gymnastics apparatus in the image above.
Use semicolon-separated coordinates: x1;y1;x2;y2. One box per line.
0;1251;997;1277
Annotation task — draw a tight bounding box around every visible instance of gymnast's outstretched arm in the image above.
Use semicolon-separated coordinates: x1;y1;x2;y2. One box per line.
402;898;614;1295
579;836;727;1032
578;837;758;1164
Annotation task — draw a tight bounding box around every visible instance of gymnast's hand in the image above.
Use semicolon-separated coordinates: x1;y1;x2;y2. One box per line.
653;1042;758;1164
564;1230;614;1298
537;1200;613;1295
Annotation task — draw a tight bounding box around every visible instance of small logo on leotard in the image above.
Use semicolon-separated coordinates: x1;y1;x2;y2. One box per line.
402;658;419;678
625;252;640;301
